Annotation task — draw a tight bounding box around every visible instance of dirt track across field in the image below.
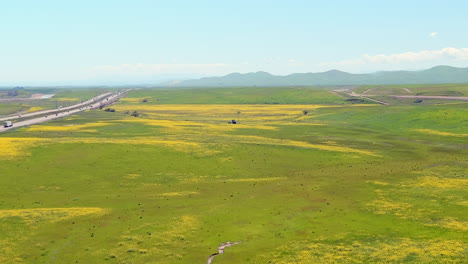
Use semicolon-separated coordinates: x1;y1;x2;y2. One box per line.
402;88;412;93
347;92;389;105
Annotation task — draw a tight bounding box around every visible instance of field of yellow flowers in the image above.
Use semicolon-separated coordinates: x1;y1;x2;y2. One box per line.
0;87;466;263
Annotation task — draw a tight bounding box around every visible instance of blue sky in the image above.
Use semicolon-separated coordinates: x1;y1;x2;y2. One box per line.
1;0;468;85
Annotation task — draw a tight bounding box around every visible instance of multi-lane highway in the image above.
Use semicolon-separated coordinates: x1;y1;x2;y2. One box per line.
0;91;126;133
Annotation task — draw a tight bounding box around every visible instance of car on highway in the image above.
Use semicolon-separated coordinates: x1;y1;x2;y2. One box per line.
3;121;13;128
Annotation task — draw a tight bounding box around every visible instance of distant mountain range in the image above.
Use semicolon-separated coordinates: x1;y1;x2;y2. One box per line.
164;66;468;87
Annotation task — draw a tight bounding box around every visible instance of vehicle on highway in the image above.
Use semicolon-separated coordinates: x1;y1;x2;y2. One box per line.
3;121;13;128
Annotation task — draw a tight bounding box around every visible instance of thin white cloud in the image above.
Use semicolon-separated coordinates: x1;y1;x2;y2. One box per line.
92;63;229;75
322;47;468;69
429;32;438;38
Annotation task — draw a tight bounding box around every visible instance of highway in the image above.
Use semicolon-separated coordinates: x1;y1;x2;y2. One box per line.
0;92;114;122
0;91;126;133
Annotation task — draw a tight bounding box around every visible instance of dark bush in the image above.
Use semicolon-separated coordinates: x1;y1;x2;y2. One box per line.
7;90;18;96
346;98;368;103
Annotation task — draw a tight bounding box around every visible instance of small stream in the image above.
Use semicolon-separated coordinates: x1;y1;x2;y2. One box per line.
206;241;241;264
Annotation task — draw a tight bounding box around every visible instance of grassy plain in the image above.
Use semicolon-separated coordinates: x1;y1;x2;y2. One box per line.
127;87;350;104
0;87;466;263
0;103;26;116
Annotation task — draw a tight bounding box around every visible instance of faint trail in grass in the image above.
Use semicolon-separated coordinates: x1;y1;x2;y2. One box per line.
363;88;376;94
402;88;412;93
346;92;389;105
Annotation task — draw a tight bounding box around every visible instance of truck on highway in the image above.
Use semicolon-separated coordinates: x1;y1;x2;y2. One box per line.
3;121;13;128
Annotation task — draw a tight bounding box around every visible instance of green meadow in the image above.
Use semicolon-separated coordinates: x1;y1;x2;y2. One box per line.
0;87;466;263
127;87;347;105
0;103;25;116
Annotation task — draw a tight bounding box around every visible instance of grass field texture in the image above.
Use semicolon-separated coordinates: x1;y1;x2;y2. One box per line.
0;87;466;263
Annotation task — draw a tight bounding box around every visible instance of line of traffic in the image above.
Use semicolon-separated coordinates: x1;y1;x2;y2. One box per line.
1;91;126;132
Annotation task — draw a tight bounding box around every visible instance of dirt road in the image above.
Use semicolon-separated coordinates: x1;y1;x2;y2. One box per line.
402;88;412;93
347;92;389;105
0;92;125;133
362;88;376;94
206;241;241;264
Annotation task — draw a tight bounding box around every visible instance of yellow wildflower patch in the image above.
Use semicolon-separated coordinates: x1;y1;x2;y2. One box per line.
0;207;109;224
164;215;199;238
412;176;468;189
0;137;48;159
116;103;374;115
157;191;199;196
414;129;468;137
26;106;44;113
366;172;467;231
27;122;112;132
426;218;468;231
367;196;413;218
254;239;467;263
225;177;286;182
54;97;79;102
230;135;379;156
0;239;21;264
119;97;151;102
114;104;341;123
182;175;209;183
115;103;330;113
55;137;216;155
117;118;278;132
